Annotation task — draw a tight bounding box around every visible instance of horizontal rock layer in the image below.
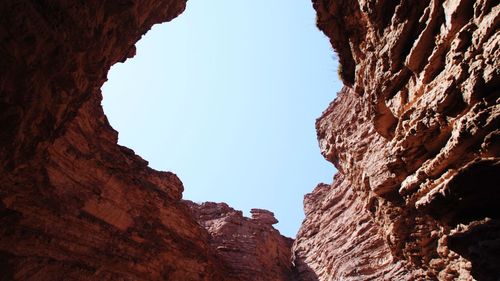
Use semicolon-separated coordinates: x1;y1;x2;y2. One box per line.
0;1;292;280
0;1;225;280
293;0;499;280
1;0;498;280
185;201;294;281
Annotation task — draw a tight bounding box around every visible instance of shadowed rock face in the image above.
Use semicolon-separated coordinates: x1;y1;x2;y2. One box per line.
293;0;499;280
0;1;292;280
1;0;498;280
0;1;225;280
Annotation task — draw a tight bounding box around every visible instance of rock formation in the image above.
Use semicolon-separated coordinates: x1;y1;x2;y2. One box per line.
0;0;498;280
293;0;499;280
0;1;225;280
185;201;294;281
0;1;291;280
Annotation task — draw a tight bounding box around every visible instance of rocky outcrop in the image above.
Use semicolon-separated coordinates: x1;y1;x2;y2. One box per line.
293;0;499;280
0;1;295;280
1;0;498;280
185;201;294;281
0;1;231;280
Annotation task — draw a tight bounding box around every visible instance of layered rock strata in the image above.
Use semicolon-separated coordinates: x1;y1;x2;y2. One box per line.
185;201;294;281
0;1;224;280
0;1;292;280
293;0;499;280
1;0;499;280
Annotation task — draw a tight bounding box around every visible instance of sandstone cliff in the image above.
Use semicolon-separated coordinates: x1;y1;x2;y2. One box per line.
0;1;223;280
1;0;498;280
0;1;292;280
185;201;294;281
293;0;499;280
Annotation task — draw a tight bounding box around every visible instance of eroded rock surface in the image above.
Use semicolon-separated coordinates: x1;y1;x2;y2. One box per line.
0;1;231;280
0;2;295;280
1;0;498;280
293;0;499;280
185;201;294;281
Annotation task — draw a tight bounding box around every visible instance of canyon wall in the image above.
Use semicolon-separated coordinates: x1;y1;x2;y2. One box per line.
0;1;222;280
0;1;291;280
1;0;499;280
293;0;499;280
185;201;295;281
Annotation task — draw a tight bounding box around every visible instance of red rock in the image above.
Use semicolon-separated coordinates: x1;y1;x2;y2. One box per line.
0;1;224;280
185;201;294;281
1;0;498;280
250;208;279;225
293;0;500;280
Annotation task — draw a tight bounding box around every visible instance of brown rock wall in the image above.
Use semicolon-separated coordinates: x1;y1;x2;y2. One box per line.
294;0;499;280
0;1;224;280
186;201;295;281
0;1;296;280
1;0;498;280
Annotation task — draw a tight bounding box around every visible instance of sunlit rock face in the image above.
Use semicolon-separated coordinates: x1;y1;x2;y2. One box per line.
1;0;498;280
0;1;295;280
185;201;295;281
293;0;499;280
0;1;228;280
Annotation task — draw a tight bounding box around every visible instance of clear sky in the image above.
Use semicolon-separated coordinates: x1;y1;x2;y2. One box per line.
101;0;341;238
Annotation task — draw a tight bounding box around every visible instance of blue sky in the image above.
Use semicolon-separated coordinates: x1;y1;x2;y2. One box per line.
101;0;341;237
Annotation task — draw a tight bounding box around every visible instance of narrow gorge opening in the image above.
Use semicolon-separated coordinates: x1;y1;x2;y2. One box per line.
3;0;499;279
101;0;340;237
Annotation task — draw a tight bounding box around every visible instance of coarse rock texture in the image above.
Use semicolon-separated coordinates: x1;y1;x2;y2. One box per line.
0;1;290;280
293;0;499;280
1;0;499;280
0;1;230;280
185;201;295;281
